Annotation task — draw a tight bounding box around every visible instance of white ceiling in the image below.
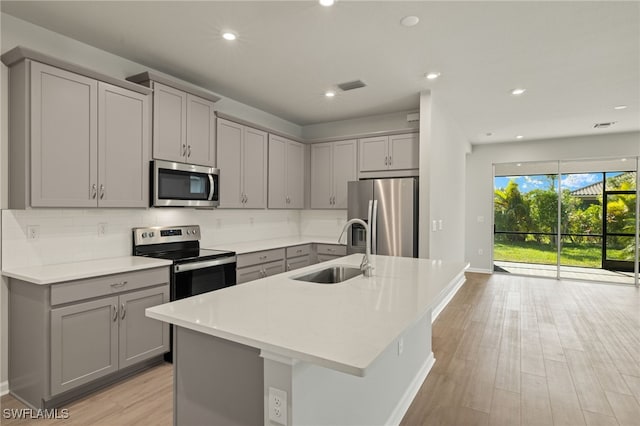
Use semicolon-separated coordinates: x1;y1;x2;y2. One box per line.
2;1;639;144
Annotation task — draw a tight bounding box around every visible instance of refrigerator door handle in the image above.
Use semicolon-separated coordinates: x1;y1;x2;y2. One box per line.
371;200;378;255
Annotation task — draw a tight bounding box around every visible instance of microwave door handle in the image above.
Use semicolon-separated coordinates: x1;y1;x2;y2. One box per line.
208;174;215;201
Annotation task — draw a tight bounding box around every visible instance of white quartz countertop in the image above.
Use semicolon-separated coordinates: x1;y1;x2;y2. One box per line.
147;254;468;376
206;236;344;254
2;256;173;285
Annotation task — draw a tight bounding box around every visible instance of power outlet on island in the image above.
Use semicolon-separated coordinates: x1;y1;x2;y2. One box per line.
268;387;287;425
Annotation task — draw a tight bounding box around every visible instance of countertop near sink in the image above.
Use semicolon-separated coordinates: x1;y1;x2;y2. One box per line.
146;254;468;376
2;256;173;285
206;236;344;254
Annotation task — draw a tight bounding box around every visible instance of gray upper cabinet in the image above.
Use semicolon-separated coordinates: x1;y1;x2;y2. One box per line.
5;55;151;209
126;72;219;167
30;62;98;208
268;135;304;209
98;82;149;208
310;140;357;209
217;118;267;209
359;133;419;172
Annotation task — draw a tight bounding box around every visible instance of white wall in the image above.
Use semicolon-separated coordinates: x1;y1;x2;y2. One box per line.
302;110;418;141
465;131;640;272
418;91;469;262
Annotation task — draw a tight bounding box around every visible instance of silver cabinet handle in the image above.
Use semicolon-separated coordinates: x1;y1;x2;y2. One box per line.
182;144;187;156
259;255;267;260
287;263;291;271
389;156;392;165
91;184;97;199
110;281;127;288
112;305;118;322
296;249;302;253
121;303;126;320
385;156;388;166
328;248;335;253
245;194;248;204
188;145;192;157
99;184;105;199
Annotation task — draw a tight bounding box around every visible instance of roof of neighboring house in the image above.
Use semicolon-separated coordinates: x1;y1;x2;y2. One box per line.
571;181;603;197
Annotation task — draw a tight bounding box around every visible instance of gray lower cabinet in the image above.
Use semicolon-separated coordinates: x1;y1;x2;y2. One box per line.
236;248;286;284
9;267;169;408
316;244;348;263
287;255;311;271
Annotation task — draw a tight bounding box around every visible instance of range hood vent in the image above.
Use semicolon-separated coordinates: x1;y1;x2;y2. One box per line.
338;80;366;91
594;121;617;129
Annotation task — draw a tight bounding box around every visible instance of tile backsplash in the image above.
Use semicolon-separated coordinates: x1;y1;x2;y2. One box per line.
1;208;310;269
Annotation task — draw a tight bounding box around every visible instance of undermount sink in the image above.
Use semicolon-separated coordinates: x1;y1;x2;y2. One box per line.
292;266;362;284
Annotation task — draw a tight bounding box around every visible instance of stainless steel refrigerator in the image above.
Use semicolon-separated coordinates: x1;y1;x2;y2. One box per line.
347;178;418;257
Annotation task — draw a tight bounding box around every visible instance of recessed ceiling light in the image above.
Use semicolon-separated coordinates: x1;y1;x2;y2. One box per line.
614;105;628;110
400;16;420;27
425;72;441;80
621;158;628;162
325;91;336;98
511;88;526;95
222;31;237;41
517;163;522;167
319;0;334;6
516;135;524;139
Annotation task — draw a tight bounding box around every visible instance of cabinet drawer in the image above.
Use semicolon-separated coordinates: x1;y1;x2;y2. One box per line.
51;267;170;306
317;254;344;263
237;248;285;268
287;255;311;271
236;264;264;285
316;244;346;256
263;260;285;278
286;244;311;258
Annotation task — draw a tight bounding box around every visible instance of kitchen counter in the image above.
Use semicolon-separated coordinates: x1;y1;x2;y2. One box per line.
206;235;343;254
146;255;468;425
2;256;172;285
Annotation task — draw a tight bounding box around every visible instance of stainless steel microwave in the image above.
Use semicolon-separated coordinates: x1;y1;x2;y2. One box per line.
152;160;219;207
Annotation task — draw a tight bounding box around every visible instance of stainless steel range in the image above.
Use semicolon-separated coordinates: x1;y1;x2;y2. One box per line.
133;225;236;361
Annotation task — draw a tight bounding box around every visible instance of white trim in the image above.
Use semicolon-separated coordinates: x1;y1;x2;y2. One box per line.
259;350;297;366
432;273;466;323
0;380;8;396
385;352;435;426
466;267;492;274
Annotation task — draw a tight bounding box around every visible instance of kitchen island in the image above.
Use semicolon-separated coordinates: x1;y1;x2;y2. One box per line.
146;254;467;426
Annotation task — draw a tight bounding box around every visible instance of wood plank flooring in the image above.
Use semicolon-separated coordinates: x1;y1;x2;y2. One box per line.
1;272;639;425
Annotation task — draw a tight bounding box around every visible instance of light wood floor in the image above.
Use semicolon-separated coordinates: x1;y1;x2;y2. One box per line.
2;272;639;425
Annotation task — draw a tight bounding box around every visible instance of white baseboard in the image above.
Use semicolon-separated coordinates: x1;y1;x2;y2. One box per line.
432;272;466;323
1;380;8;396
466;267;492;274
386;352;435;426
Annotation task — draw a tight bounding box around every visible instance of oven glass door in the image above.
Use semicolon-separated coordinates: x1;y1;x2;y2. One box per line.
173;261;237;300
158;168;212;201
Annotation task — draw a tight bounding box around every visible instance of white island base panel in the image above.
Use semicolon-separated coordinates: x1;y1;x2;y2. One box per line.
173;309;433;426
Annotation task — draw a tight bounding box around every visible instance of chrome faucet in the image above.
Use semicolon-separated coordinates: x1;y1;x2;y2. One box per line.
338;218;374;277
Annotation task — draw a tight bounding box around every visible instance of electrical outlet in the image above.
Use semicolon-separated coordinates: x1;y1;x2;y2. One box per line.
478;249;484;255
98;223;107;237
477;216;485;223
27;225;40;240
398;337;404;356
438;219;443;230
432;220;437;231
268;387;287;425
249;217;254;225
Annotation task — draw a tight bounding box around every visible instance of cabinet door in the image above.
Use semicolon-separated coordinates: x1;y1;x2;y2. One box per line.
317;254;342;263
51;296;119;395
267;135;287;209
186;94;216;167
310;142;333;209
286;140;305;209
389;133;419;170
30;62;98;207
332;140;357;209
358;136;388;172
152;82;186;163
263;260;286;277
237;264;264;284
216;119;244;208
242;127;268;208
118;286;169;369
97;82;149;208
287;255;311;271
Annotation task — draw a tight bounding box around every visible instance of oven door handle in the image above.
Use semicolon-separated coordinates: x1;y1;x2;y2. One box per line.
208;174;215;201
174;256;236;273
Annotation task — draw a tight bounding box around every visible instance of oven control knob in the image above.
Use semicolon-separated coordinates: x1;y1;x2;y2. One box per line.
141;232;148;238
149;232;155;238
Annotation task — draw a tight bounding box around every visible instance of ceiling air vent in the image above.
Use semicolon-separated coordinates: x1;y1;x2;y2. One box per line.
594;121;617;129
337;80;366;91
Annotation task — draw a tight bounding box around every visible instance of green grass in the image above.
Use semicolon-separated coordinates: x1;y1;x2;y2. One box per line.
493;240;627;268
